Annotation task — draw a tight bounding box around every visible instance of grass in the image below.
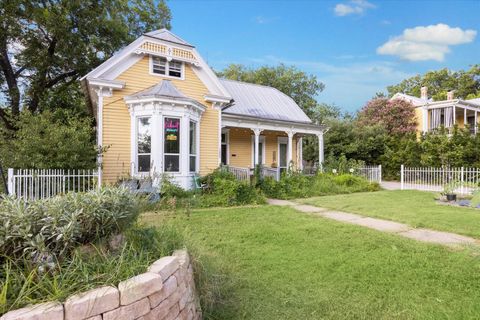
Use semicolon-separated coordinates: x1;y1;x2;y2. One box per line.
301;190;480;238
143;206;480;319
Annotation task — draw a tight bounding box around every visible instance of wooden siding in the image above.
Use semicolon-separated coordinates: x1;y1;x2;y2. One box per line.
101;55;218;182
227;128;299;169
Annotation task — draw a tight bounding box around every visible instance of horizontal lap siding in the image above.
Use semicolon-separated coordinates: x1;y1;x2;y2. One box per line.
227;129;299;169
102;56;218;182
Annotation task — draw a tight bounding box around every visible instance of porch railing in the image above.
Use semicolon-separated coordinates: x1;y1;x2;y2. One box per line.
221;165;250;182
261;167;280;181
7;168;99;200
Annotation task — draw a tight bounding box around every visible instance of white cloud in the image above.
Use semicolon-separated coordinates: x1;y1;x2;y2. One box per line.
254;15;278;24
377;23;477;61
334;0;375;16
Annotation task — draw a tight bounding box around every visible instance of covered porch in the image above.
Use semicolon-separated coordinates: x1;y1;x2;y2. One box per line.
220;114;326;181
423;100;480;134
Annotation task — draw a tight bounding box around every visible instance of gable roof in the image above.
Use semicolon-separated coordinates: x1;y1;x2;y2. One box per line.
144;29;194;47
467;98;480;106
220;79;312;123
390;93;431;106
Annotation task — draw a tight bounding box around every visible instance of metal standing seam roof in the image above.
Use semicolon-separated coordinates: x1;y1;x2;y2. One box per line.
124;80;205;110
219;79;312;123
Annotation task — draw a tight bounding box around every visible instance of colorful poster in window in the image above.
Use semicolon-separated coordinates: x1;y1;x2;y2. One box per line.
164;118;180;153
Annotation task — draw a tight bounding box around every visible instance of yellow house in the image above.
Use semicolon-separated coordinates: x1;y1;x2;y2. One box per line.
392;87;480;135
81;29;325;189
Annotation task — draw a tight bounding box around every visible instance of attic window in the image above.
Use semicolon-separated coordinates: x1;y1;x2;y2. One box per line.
151;56;183;78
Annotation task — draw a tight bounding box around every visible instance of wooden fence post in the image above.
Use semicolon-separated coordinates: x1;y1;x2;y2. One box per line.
7;168;14;195
400;165;404;190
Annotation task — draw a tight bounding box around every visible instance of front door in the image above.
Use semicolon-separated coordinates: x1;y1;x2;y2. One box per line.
278;139;287;174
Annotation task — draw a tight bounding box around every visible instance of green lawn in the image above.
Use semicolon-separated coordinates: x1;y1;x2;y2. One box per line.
300;190;480;238
143;205;480;319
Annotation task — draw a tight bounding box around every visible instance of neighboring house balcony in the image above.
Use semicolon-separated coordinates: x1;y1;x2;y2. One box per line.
422;100;480;134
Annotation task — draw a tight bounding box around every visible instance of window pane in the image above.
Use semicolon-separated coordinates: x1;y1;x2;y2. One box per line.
164;155;179;172
221;133;226;143
189;121;196;155
164;118;180;154
138;155;151;172
137;117;151;153
152;57;166;75
259;142;263;164
190;155;196;172
169;60;182;77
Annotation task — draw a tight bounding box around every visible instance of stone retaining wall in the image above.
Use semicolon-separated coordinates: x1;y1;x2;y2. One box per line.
1;250;201;320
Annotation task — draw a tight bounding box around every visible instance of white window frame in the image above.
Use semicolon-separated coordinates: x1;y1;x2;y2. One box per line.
189;120;199;173
221;129;230;165
135;116;152;174
251;135;266;167
163;116;182;173
149;56;185;80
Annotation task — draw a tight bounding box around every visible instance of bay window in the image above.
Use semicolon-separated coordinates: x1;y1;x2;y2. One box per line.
137;117;151;172
189;121;197;172
164;117;180;172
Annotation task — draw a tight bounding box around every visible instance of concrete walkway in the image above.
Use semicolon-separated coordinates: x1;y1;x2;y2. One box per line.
267;199;478;248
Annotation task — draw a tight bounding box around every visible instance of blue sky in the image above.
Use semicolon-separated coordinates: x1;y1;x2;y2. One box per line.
168;0;480;112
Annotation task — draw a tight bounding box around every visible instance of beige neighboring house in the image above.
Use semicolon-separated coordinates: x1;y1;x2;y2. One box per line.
392;87;480;135
81;29;326;189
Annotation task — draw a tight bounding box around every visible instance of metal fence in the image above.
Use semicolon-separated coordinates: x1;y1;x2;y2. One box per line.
356;165;382;183
400;165;480;195
7;169;99;200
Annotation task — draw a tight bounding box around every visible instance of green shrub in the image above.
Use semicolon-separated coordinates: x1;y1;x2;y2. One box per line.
0;187;139;262
0;225;182;314
259;172;379;199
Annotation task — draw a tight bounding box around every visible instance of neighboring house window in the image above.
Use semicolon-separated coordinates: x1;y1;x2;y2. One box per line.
151;56;183;78
189;121;197;172
137;117;151;172
164;117;180;172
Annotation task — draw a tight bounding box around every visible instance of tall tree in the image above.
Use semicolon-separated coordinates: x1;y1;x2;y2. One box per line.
218;64;325;117
387;66;480;101
0;0;171;129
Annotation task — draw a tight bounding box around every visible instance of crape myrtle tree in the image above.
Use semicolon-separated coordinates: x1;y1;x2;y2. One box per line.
0;0;171;172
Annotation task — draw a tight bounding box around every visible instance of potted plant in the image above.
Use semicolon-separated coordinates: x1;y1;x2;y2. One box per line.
443;180;459;202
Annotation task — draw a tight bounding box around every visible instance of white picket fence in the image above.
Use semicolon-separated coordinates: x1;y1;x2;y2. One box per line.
400;165;480;195
7;169;99;200
356;165;382;183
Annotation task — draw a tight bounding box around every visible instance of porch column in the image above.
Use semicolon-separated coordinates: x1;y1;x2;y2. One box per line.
286;130;294;168
464;108;467;128
475;111;478;134
297;136;303;170
317;132;324;165
453;105;456;127
181;112;191;186
253;128;262;166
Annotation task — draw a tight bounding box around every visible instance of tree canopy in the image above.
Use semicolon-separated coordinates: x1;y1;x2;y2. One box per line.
387;65;480;101
0;0;171;129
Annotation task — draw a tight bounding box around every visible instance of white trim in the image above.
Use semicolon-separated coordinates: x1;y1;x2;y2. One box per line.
88;78;125;89
222;114;325;136
251;135;266;167
149;55;186;80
